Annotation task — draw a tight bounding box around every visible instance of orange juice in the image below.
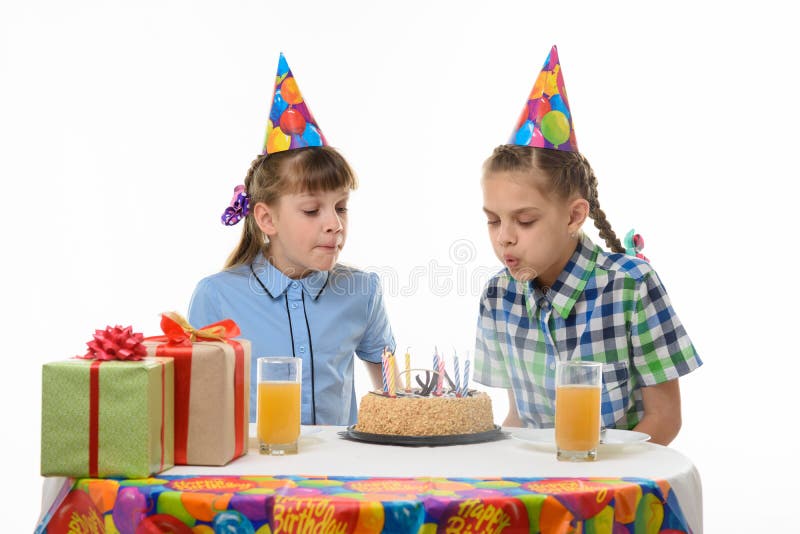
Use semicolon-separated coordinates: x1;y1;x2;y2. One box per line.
257;381;301;444
555;384;601;451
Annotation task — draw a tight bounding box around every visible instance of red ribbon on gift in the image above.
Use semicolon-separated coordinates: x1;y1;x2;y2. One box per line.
89;361;101;477
147;312;246;464
76;325;165;478
78;325;167;477
86;362;168;476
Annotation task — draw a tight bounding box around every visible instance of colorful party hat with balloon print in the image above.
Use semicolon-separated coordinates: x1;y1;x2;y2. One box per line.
263;53;328;155
510;45;578;152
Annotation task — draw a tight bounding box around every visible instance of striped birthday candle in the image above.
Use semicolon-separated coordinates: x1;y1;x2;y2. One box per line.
433;349;443;396
462;359;470;397
453;351;461;396
437;351;445;395
381;349;389;393
388;353;396;397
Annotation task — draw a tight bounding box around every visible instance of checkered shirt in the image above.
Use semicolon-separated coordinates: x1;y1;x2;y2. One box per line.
474;234;702;429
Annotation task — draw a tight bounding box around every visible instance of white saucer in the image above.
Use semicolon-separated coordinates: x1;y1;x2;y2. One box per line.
248;424;324;447
511;428;650;449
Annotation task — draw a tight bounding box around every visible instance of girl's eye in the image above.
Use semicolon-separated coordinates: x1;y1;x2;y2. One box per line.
336;206;348;214
302;210;319;216
518;220;535;226
487;219;500;226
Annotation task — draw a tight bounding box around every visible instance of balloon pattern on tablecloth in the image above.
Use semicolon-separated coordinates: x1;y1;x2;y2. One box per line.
509;45;579;152
40;475;691;533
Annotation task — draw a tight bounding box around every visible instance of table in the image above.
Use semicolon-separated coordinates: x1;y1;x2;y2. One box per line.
38;426;702;533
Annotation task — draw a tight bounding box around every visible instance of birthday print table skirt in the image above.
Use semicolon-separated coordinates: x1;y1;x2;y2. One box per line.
39;475;691;533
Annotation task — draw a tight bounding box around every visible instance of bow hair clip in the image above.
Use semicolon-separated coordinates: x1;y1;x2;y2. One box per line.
221;185;250;226
624;229;649;262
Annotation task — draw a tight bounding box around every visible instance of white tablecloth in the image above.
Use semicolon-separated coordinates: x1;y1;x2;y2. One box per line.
41;426;702;533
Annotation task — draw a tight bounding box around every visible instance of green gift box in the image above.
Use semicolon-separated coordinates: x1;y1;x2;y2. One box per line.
41;358;174;478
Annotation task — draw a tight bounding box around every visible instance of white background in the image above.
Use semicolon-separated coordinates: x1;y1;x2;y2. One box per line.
2;1;798;532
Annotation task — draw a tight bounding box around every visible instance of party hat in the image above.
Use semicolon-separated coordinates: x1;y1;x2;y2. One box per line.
263;53;328;155
509;45;578;152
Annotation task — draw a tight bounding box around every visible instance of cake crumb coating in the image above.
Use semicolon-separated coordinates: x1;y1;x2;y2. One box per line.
354;392;495;436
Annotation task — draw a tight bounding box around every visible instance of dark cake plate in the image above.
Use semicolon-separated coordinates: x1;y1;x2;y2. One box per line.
338;425;508;447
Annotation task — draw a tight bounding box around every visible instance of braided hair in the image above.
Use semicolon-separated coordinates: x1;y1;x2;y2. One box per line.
483;145;624;253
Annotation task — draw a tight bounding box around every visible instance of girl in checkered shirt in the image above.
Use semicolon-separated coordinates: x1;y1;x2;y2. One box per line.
473;46;701;446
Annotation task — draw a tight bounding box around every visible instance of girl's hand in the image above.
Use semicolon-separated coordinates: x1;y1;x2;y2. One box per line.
503;389;524;427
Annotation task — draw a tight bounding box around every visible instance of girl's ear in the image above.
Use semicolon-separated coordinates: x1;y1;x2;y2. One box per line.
567;198;590;234
253;202;278;237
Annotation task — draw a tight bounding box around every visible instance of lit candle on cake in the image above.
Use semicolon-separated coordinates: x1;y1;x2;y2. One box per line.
432;348;441;396
388;352;396;397
381;348;389;394
437;348;445;396
462;357;470;397
404;348;411;392
453;350;461;397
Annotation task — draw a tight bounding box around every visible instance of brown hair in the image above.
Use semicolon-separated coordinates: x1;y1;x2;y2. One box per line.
225;146;358;268
483;144;624;253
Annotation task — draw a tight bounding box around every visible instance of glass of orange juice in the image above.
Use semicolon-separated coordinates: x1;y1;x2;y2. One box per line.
257;357;302;455
555;360;602;462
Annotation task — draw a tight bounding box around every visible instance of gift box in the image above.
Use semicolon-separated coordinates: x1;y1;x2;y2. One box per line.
41;357;174;478
144;313;250;466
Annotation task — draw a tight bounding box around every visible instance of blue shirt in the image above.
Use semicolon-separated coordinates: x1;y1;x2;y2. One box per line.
188;254;395;425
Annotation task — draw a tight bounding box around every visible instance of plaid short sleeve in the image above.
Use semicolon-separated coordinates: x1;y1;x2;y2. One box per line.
630;271;702;386
473;280;513;389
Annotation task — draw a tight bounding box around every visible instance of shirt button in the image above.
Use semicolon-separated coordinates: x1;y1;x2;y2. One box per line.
291;282;299;288
299;346;306;353
290;303;298;309
549;362;555;370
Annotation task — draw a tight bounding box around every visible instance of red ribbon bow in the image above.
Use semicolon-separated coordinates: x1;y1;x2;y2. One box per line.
77;325;147;361
157;312;241;345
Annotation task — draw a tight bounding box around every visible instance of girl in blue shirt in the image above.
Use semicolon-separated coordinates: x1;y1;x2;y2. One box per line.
189;54;394;425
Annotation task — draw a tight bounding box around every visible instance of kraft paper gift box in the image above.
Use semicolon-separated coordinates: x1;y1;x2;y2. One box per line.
144;312;250;466
41;357;174;478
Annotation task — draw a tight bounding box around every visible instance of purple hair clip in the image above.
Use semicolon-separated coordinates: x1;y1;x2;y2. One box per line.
221;185;250;226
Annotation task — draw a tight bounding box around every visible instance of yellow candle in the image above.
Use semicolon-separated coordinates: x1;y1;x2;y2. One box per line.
388;354;396;396
405;352;411;392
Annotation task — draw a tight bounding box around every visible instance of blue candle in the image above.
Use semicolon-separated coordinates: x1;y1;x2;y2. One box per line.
463;359;470;397
432;351;440;395
381;348;388;393
453;352;461;396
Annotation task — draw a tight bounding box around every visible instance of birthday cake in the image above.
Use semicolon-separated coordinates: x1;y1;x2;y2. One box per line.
354;390;495;437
